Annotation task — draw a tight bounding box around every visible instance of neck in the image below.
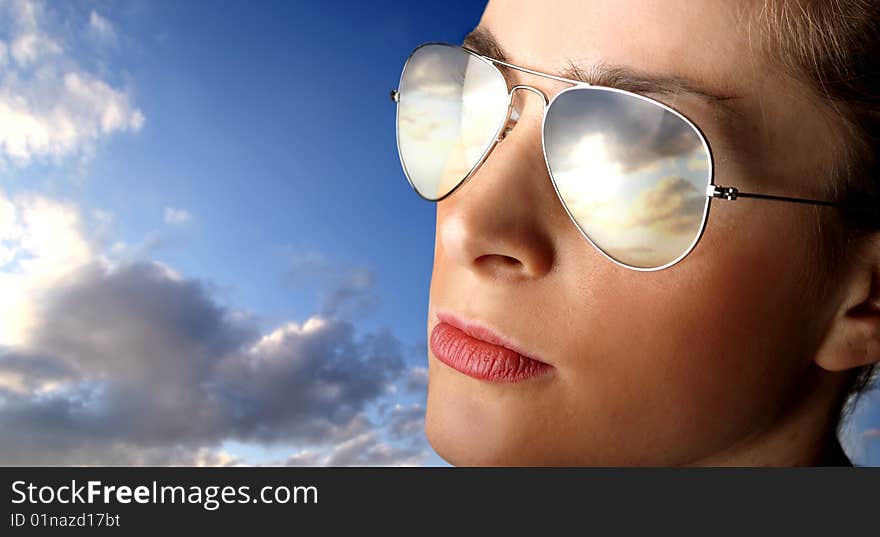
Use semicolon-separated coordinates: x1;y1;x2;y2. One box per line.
687;365;854;467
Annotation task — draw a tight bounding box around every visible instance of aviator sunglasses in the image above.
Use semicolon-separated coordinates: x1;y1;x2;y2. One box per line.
391;42;876;271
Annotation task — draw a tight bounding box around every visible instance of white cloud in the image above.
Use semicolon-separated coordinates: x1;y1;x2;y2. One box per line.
193;449;242;467
0;189;93;347
286;431;427;467
8;0;39;30
10;31;61;66
164;207;192;224
88;10;116;44
0;0;143;167
0;189;431;466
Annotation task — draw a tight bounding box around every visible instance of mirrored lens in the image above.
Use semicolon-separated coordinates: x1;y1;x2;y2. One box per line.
396;44;510;200
544;88;711;269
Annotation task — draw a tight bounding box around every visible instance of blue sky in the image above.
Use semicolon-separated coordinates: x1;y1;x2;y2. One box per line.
0;0;877;466
4;0;485;339
0;0;489;466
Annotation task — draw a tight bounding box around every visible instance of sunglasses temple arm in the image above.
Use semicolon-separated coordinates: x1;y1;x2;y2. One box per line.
708;184;880;216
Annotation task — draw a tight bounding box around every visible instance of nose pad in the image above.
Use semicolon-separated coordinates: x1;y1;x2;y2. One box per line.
496;102;521;143
496;85;547;143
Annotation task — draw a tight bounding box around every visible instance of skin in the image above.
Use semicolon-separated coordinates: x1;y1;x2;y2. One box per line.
424;0;880;466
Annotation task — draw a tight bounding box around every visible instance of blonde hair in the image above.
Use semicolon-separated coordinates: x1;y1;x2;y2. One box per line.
756;0;880;197
755;0;880;426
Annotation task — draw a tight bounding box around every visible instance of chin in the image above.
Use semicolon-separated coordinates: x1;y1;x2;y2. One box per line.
424;412;518;466
424;385;567;466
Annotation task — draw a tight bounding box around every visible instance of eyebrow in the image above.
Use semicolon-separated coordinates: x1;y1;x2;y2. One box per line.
463;27;741;112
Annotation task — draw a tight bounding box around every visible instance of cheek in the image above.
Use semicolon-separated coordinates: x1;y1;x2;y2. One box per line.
426;201;824;465
561;205;821;461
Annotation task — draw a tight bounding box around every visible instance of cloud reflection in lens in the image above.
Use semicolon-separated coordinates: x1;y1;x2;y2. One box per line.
397;45;509;200
544;87;711;268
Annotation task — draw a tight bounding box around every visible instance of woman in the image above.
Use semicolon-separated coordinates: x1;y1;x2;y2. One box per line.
392;0;880;465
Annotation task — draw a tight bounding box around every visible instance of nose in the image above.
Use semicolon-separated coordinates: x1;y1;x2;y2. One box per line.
437;89;557;281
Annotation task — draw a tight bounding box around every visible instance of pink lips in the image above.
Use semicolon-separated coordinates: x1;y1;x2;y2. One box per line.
429;312;553;383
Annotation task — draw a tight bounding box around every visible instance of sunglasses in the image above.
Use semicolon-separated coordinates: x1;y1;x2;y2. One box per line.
391;42;872;271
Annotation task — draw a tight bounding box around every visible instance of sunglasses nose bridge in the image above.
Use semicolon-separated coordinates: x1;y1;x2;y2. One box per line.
496;85;549;143
509;84;549;107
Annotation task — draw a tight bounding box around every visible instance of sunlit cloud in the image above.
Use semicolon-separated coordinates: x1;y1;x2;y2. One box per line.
283;404;428;466
0;189;93;347
0;189;429;466
0;0;143;167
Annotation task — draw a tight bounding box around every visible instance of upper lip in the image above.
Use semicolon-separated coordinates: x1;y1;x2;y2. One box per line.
435;311;551;366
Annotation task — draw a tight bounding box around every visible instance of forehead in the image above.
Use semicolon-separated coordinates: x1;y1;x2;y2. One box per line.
477;0;847;200
480;0;757;96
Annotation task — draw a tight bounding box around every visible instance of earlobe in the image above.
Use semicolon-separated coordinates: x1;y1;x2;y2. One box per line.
814;267;880;372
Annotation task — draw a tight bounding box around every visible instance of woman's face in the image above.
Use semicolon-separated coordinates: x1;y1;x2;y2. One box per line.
425;0;849;465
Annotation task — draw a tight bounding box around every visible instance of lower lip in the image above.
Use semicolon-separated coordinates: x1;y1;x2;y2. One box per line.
429;322;552;383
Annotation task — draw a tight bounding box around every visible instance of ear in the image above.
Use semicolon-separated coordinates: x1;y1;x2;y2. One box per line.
814;251;880;372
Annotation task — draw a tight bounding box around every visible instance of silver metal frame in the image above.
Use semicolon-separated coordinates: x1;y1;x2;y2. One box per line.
393;42;511;204
391;42;875;271
540;84;714;272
